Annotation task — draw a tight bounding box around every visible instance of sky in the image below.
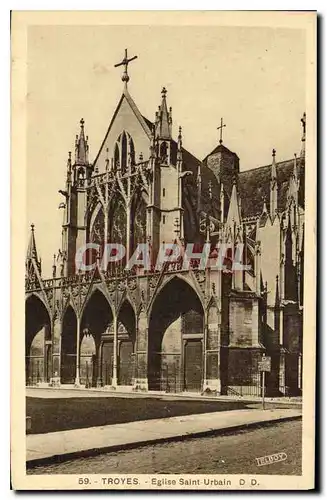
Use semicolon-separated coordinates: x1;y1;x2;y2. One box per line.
26;24;306;277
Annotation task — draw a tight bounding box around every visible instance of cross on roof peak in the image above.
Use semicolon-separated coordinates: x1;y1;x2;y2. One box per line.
114;49;138;87
301;112;306;138
217;117;226;144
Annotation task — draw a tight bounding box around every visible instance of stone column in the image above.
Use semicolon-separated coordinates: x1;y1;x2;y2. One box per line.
126;204;131;262
96;340;103;387
50;315;61;387
279;306;284;345
42;324;48;382
182;339;187;391
280;254;285;301
112;317;118;386
74;316;81;387
134;309;148;391
204;304;221;394
298;353;302;393
279;349;286;395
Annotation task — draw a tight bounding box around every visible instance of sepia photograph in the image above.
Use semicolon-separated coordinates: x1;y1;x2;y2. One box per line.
11;10;316;490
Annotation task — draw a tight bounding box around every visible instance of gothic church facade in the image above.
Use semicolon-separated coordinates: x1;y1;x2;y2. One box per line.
25;55;305;396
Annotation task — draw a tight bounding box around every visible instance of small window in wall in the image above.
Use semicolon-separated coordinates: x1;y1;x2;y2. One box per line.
163;215;166;224
163;188;166;197
160;141;168;163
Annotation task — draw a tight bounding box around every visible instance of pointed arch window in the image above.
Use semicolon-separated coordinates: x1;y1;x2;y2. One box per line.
160;141;168;163
129;137;135;166
114;143;120;170
114;131;136;173
121;132;128;173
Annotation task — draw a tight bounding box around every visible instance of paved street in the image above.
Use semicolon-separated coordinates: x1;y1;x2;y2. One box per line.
29;420;301;475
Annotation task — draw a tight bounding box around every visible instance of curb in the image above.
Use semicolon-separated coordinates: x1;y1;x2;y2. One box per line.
26;414;302;469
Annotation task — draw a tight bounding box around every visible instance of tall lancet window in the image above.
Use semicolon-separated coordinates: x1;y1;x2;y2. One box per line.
114;131;135;174
114;143;120;170
129;137;135;166
121;132;128;173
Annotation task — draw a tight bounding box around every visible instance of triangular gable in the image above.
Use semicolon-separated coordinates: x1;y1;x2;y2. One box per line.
93;89;152;169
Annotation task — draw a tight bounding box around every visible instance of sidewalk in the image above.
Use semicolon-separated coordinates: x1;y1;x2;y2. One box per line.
26;386;302;406
26;408;301;466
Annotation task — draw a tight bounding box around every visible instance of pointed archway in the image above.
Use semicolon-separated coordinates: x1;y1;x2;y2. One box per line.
60;305;77;384
117;300;136;386
148;277;204;393
79;334;96;387
26;294;51;385
81;289;114;387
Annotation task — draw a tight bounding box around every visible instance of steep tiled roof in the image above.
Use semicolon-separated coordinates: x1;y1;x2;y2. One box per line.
138;114;304;223
182;145;220;219
142;115;154;132
203;143;239;163
239;158;305;218
142;116;220;217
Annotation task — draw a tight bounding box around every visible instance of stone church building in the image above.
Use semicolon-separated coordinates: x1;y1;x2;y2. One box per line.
25;53;305;396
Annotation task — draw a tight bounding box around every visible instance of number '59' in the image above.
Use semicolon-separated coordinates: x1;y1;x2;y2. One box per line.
78;478;90;485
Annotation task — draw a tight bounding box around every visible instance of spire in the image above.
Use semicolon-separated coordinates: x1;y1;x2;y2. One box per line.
270;149;278;219
156;87;171;140
271;148;277;180
27;224;38;262
300;112;306;158
66;151;72;184
275;274;280;307
149;125;156;159
196;164;202;213
75;118;89;165
26;224;42;280
177;126;183;208
177;125;183;163
287;153;299;206
226;178;241;226
220;183;225;223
